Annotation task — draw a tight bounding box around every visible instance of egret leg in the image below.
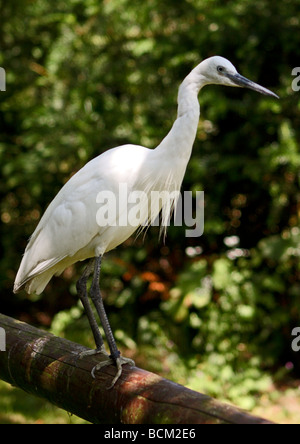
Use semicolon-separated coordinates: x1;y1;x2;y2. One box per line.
89;256;135;388
76;259;107;356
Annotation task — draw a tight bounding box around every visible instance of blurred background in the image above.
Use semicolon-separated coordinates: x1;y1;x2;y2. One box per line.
1;0;300;424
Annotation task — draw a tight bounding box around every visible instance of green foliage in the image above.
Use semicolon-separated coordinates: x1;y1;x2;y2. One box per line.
1;0;300;422
0;380;89;424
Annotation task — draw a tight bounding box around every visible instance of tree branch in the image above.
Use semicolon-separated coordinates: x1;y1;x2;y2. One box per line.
0;313;272;424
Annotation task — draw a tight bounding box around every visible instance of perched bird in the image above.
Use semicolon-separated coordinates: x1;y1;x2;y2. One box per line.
14;56;278;387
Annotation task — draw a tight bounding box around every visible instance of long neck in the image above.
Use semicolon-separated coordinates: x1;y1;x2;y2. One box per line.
155;65;206;161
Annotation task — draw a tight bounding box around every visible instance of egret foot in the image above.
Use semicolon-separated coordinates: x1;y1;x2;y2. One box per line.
78;344;109;359
91;354;135;389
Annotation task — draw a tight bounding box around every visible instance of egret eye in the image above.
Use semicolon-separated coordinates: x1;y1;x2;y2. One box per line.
217;66;225;74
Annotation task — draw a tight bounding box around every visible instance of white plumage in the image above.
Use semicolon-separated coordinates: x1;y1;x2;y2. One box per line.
14;55;279;298
14;141;189;294
14;56;278;386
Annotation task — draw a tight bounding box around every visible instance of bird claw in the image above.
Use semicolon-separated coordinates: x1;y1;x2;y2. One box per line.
91;355;135;389
78;344;109;359
77;346;134;388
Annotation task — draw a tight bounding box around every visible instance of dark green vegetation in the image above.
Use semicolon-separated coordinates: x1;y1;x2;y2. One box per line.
1;0;299;423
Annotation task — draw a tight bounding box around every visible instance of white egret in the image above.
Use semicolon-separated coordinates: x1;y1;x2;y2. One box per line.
14;56;278;387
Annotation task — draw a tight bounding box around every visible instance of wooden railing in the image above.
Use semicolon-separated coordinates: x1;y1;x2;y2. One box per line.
0;313;272;424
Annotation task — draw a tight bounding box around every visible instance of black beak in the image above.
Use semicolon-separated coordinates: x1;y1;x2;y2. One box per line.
227;73;279;99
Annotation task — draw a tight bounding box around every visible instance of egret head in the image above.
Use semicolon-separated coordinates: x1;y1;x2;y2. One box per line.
199;56;279;98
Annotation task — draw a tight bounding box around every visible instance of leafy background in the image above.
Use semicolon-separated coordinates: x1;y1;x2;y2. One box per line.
0;0;300;423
